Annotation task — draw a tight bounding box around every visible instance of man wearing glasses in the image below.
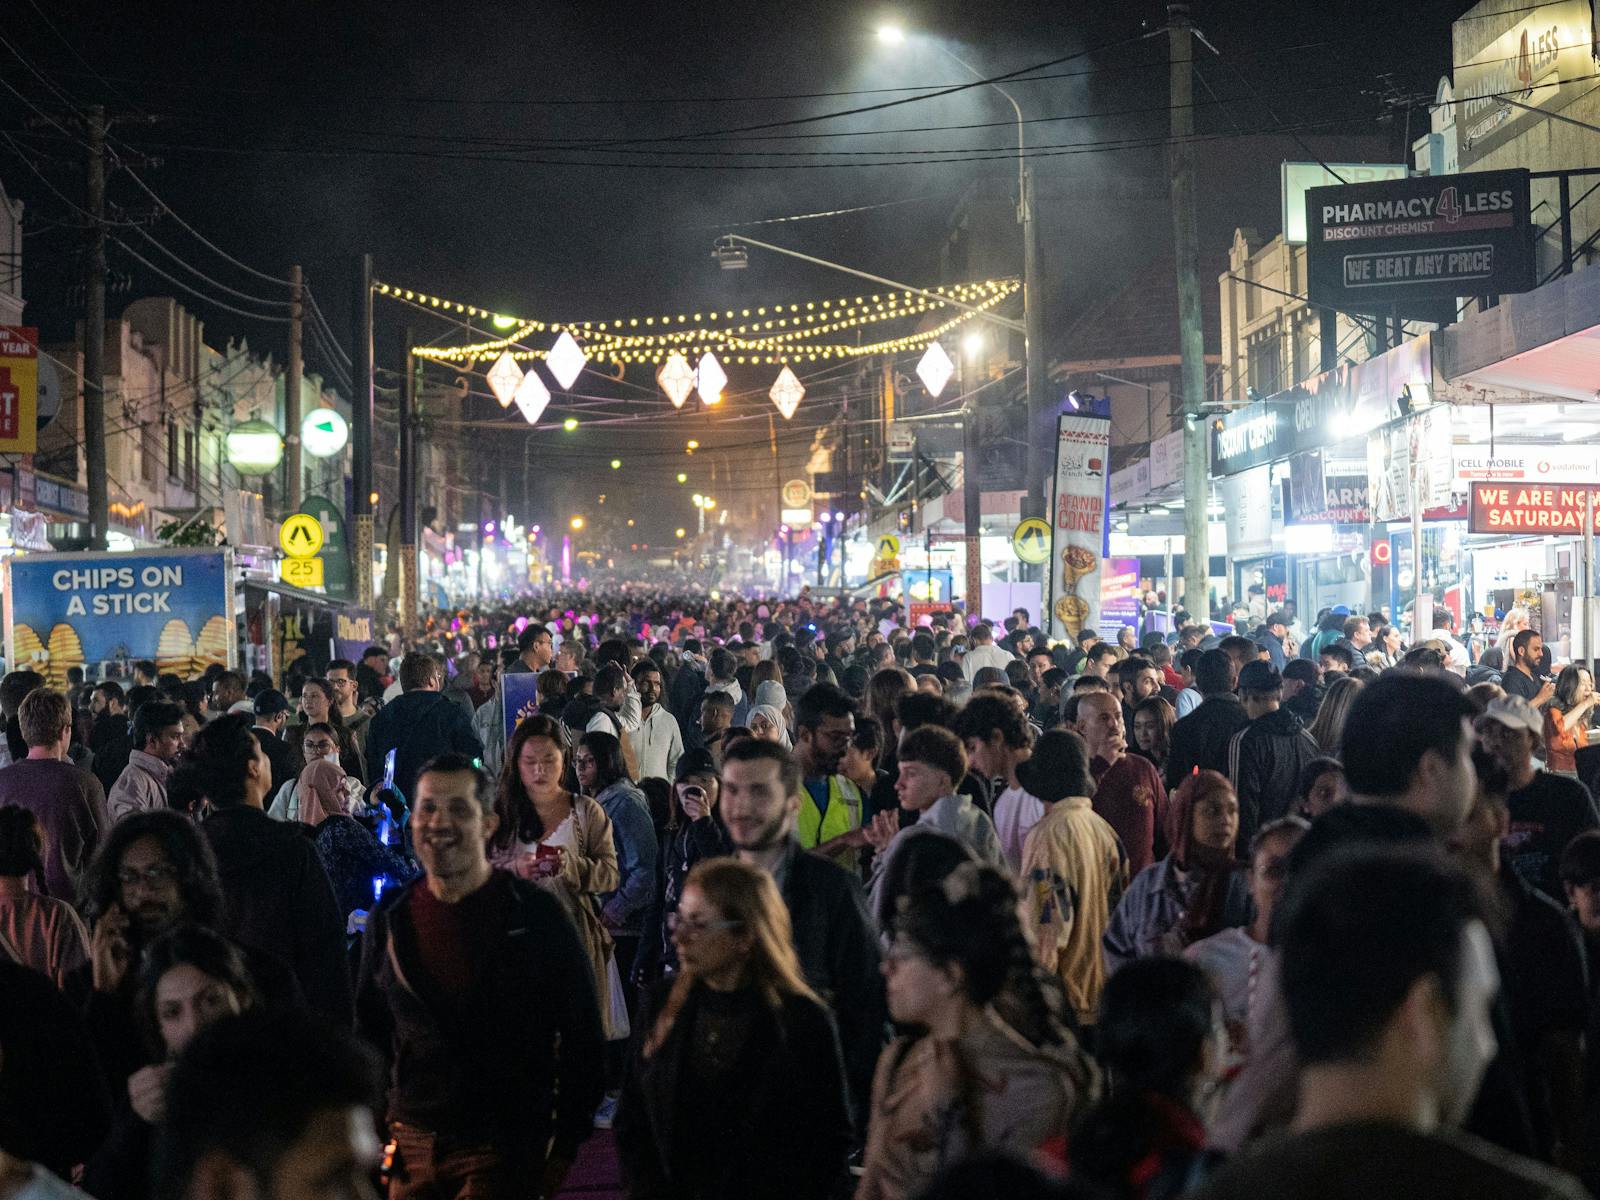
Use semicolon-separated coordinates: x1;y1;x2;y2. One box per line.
792;682;866;873
325;659;372;747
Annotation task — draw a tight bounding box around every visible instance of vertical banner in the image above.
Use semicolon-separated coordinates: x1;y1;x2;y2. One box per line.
0;327;39;454
1046;412;1112;643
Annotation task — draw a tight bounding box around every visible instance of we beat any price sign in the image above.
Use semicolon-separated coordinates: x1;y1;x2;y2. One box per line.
1468;482;1600;534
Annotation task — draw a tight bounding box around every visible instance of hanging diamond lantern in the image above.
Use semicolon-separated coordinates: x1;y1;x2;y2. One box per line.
769;365;805;420
915;341;954;398
656;351;695;409
486;350;522;408
546;330;588;390
512;368;551;426
696;351;727;406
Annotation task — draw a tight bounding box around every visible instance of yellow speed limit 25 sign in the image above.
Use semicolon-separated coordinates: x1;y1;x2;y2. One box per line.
281;556;325;589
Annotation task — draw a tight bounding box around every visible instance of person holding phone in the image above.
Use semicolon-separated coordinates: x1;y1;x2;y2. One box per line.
488;715;621;1039
636;749;731;987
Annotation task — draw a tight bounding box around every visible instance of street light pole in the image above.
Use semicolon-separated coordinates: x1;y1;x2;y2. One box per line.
925;44;1048;523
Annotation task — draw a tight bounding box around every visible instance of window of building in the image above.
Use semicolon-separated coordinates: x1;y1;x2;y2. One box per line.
1247;332;1282;396
141;422;158;484
166;421;180;482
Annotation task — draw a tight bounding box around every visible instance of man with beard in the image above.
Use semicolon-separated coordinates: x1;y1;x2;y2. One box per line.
1476;695;1600;900
720;737;884;1134
356;753;604;1200
75;809;300;1088
626;659;682;782
1198;847;1588;1200
792;682;867;872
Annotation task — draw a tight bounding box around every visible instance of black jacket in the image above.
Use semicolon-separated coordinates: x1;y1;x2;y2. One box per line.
355;871;605;1160
777;840;886;1131
364;689;484;803
615;980;851;1200
202;805;353;1027
636;814;733;984
1226;706;1321;845
0;961;111;1177
252;725;299;797
89;711;133;794
1165;694;1250;791
667;660;707;731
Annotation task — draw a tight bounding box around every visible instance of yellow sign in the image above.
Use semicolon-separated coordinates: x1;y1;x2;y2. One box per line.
1012;517;1051;564
877;534;901;559
279;513;324;559
281;556;325;589
0;327;39;455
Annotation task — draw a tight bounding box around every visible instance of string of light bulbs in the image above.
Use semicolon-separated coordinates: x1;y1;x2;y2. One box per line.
377;277;1018;362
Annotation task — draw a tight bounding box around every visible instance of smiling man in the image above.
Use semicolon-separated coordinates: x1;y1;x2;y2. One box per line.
355;753;604;1200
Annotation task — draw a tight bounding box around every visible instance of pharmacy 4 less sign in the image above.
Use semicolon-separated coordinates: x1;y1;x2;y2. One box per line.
1305;169;1535;316
4;548;236;686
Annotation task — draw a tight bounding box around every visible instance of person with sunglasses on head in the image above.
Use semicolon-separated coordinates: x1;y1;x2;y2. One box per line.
615;858;851;1200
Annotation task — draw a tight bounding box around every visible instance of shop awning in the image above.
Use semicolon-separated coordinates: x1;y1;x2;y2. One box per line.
1435;262;1600;405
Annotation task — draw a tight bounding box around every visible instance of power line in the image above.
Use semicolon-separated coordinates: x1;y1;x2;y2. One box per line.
110;235;293;323
125;224;295;308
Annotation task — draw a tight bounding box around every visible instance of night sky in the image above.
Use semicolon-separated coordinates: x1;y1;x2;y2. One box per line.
2;0;1471;539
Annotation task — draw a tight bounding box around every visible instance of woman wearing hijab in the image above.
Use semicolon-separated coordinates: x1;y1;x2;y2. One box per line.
298;756;415;916
748;704;792;750
1101;769;1249;970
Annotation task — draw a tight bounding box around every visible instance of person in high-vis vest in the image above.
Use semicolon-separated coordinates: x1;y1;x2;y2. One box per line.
793;682;867;873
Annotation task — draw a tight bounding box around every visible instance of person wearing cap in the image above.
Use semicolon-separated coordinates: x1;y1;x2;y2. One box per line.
1227;660;1320;849
249;688;300;798
1017;730;1129;1029
1254;611;1291;671
1477;694;1600;900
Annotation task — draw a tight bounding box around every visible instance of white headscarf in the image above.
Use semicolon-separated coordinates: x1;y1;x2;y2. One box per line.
748;703;792;749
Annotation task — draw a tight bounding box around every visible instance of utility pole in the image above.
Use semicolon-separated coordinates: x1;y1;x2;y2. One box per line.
1021;166;1049;534
83;106;109;551
351;254;374;610
285;264;303;511
1170;3;1211;623
963;347;984;622
399;328;418;637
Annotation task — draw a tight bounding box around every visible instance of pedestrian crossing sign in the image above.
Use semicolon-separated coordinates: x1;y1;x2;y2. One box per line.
1012;518;1051;564
279;513;324;559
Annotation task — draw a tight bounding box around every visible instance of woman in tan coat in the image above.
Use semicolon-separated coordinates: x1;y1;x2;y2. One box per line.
490;713;621;1035
857;861;1100;1200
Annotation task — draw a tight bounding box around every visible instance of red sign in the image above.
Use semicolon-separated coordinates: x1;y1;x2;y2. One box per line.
908;602;952;627
1468;482;1599;534
1371;540;1392;566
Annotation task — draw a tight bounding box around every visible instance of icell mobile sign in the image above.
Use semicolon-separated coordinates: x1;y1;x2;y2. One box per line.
1305;169;1535;315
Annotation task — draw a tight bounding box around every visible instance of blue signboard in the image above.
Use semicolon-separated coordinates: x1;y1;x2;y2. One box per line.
4;548;235;686
502;671;543;742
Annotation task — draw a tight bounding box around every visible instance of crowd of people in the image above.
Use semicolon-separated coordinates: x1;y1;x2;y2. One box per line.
2;586;1599;1200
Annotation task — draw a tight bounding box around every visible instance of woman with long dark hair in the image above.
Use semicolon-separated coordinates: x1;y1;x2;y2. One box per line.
285;677;364;782
491;714;620;1036
1130;697;1176;776
857;863;1100;1200
1305;675;1363;755
83;925;260;1200
616;858;851;1200
1102;770;1249;969
1545;664;1597;776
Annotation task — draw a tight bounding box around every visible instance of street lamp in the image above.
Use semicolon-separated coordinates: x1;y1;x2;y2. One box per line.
570;516;585;531
874;26;1047;521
